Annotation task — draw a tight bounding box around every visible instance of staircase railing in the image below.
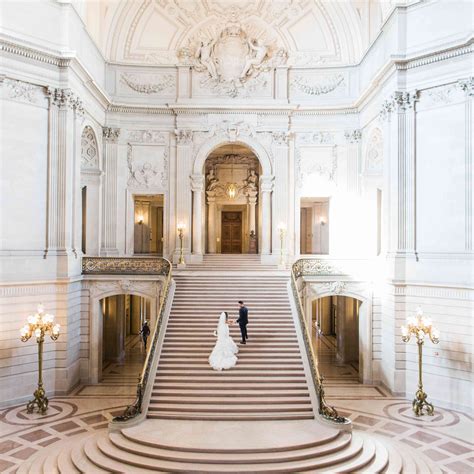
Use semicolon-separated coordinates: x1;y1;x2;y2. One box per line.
82;256;173;422
290;259;349;424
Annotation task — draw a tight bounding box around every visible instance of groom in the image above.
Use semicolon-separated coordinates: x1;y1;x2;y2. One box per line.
236;301;248;344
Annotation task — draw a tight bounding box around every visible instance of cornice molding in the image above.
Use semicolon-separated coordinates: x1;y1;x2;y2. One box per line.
0;37;73;67
107;104;174;115
395;39;473;71
1;34;472;119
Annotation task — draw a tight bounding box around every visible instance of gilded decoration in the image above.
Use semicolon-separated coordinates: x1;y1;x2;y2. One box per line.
82;257;171;276
292;259;345;278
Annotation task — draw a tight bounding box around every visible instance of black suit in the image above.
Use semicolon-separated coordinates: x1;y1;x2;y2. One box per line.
236;306;248;342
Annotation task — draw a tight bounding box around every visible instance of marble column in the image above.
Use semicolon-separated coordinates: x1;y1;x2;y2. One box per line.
271;132;289;258
207;193;217;253
379;90;419;397
260;175;274;256
174;129;194;263
44;88;83;273
101;127;120;256
381;91;418;260
191;174;204;257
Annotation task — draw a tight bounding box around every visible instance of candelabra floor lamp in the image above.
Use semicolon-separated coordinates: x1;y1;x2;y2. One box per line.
20;304;60;414
177;222;186;268
277;223;286;269
401;307;440;416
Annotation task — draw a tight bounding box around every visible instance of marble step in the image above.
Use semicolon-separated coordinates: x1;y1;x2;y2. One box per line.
16;421;442;474
147;412;316;422
151;389;310;397
107;431;352;464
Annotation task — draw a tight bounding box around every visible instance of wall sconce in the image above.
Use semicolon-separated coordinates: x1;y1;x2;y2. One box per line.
137;215;144;225
401;306;440;416
319;217;326;226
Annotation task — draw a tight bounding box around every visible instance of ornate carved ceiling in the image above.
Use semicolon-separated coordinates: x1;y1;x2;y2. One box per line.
82;1;392;66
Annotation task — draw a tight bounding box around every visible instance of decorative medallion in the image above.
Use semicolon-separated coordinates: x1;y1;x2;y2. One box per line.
180;21;287;98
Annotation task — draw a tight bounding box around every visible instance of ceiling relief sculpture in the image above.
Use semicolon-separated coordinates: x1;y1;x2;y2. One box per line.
103;1;363;66
180;22;287;98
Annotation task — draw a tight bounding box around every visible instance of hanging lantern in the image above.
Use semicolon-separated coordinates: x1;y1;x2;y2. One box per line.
226;153;237;199
227;183;237;199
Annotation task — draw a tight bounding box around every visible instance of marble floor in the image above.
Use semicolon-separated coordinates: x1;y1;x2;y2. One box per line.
0;334;472;473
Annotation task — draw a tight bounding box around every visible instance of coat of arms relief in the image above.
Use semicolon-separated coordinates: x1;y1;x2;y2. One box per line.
178;22;287;98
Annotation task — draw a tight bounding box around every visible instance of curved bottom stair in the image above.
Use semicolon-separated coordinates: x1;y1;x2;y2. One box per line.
18;419;442;473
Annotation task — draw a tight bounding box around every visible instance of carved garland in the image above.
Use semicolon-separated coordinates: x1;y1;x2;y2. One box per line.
120;73;175;94
291;74;345;96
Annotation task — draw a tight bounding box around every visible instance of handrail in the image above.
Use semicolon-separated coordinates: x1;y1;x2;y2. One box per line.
82;257;173;422
290;260;348;424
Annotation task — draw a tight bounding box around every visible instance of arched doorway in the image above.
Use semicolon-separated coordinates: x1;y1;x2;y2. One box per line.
312;295;366;383
204;144;262;254
99;294;151;382
191;136;274;260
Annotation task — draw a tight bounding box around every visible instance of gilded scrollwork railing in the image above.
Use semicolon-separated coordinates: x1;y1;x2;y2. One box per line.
82;257;172;422
291;259;348;424
82;256;170;275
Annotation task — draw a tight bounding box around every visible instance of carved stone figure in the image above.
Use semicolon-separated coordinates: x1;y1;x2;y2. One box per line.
240;39;268;79
195;39;218;79
206;168;219;192
244;169;258;192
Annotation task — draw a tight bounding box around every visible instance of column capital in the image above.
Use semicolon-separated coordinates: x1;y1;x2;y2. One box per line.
46;87;83;114
102;127;121;143
458;77;474;97
175;129;193;145
344;129;362;143
190;174;205;192
380;90;419;120
271;131;290;146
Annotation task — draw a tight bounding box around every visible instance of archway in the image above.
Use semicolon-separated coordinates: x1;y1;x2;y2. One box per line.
88;283;159;384
99;294;151;383
204;144;262;254
312;295;362;383
191;137;274;259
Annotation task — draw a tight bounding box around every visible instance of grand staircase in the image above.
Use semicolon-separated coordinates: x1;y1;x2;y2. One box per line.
149;268;313;421
18;255;442;473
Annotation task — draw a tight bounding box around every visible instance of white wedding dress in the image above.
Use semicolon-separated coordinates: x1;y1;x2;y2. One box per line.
209;312;238;371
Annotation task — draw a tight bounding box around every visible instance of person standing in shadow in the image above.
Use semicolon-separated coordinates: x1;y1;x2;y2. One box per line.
140;320;150;351
236;301;248;344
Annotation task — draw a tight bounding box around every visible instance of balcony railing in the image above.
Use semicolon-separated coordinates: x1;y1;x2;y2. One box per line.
290;258;349;424
82;256;171;276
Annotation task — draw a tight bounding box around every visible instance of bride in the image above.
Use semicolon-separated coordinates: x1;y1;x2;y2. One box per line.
209;312;238;371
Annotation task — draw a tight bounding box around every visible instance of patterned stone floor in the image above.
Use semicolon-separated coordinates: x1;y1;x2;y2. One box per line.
0;334;472;473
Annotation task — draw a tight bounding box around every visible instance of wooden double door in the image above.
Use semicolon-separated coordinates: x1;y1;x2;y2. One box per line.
221;211;242;253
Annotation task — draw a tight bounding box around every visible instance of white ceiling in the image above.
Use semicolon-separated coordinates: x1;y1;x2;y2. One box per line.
79;0;395;66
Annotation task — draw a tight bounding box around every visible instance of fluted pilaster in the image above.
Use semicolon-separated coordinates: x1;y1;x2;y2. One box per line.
44;87;83;262
380;91;418;258
101;127;120;256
